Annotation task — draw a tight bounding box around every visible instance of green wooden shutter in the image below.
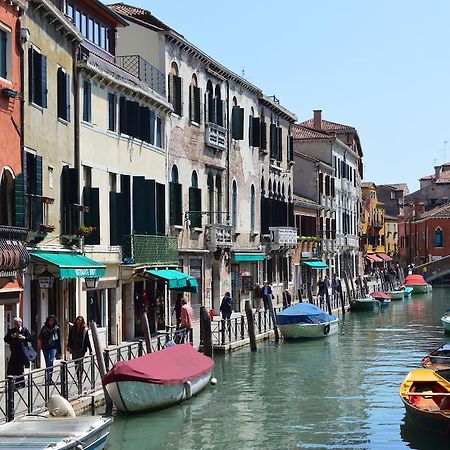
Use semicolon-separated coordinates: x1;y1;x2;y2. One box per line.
270;124;276;158
260;121;267;150
194;187;202;228
232;107;244;140
248;115;253;146
133;176;146;233
277;127;282;161
57;68;64;119
189;84;194;121
34;155;43;229
109;191;118;245
175;182;182;226
216;98;223;127
14;173;26;227
209;94;215;123
204;91;209;123
108;93;116;131
194;87;201;124
149;109;156;144
84;187;100;245
174;75;182;116
146;179;156;235
119;96;127;134
40;54;47;108
0;31;6;79
167;73;173;104
169;181;176;225
65;73;71;122
139;106;150;142
28;48;34;103
252;117;260;148
156;182;165;235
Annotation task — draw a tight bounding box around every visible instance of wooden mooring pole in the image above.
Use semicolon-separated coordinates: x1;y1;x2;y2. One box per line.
245;300;257;351
267;295;279;343
90;321;113;416
199;306;213;357
141;313;153;353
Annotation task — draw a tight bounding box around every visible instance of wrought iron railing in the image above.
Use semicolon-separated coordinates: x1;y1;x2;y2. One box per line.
122;234;179;266
116;55;166;97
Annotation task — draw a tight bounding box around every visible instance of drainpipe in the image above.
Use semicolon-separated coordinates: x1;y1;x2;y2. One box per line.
225;79;230;222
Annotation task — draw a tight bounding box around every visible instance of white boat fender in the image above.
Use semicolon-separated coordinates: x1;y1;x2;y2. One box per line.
210;377;217;385
322;323;331;335
46;394;76;418
185;381;192;399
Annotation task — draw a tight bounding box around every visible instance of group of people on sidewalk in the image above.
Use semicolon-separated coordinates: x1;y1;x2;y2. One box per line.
3;314;92;387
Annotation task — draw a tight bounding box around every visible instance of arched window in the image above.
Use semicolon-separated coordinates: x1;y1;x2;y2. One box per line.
189;170;201;228
0;168;15;226
189;74;201;124
250;185;255;232
231;96;243;140
168;62;182;116
231;180;238;228
169;165;182;225
205;80;214;123
434;227;443;247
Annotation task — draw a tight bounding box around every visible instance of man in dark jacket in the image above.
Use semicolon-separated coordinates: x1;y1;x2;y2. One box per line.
4;317;32;388
220;292;233;321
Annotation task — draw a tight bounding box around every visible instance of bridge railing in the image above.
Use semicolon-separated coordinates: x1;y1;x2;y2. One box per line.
413;254;450;282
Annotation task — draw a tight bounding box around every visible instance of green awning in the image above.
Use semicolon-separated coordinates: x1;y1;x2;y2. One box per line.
232;253;265;262
30;251;106;279
146;269;199;293
303;260;329;269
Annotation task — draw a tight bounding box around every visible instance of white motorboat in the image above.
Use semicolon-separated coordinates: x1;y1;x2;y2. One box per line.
404;275;432;294
441;310;450;333
387;288;405;300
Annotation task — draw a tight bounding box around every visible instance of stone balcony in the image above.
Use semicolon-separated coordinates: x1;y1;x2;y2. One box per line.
205;224;234;250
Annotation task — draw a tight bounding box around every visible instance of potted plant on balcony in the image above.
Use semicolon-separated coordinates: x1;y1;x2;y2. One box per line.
78;225;96;237
39;224;55;233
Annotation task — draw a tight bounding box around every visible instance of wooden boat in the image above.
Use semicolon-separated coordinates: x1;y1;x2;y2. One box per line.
387;288;405;300
103;343;214;413
404;274;432;294
350;297;380;312
399;368;450;435
422;344;450;372
403;286;414;297
0;415;112;449
276;303;339;339
441;310;450;333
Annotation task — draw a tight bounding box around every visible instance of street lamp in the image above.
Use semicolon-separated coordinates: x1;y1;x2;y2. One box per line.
85;277;99;289
38;269;55;289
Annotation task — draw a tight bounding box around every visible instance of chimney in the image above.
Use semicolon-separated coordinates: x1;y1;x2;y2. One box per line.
434;165;441;179
313;110;322;130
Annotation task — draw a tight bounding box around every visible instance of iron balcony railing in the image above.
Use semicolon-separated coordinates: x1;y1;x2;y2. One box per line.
116;55;166;97
122;234;178;266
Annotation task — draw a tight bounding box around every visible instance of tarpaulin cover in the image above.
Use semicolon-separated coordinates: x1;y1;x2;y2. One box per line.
276;302;336;326
405;274;427;285
370;291;390;299
102;343;214;386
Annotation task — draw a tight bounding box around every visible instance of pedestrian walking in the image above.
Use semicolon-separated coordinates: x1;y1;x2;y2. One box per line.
283;290;292;309
68;316;92;383
262;281;273;312
332;274;342;298
318;277;329;306
173;293;183;328
38;315;61;381
4;317;32;388
220;292;233;321
253;283;263;311
180;298;194;343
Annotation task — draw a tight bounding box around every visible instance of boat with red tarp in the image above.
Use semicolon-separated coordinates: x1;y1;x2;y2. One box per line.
404;274;432;294
103;343;214;413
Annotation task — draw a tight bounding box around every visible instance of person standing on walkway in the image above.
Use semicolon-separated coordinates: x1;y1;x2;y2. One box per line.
220;292;233;321
262;281;273;312
4;317;32;388
39;315;61;381
180;298;194;343
68;316;92;383
253;283;263;311
174;293;183;328
332;274;342;301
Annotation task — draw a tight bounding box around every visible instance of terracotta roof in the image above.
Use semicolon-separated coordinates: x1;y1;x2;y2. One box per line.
291;125;333;140
109;3;171;31
421;202;450;219
299;117;356;133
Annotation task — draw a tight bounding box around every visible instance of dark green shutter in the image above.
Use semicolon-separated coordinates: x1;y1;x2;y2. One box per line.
119;96;127;133
109;191;118;245
57;68;64;119
133;176;146;233
149;109;155;144
174;75;182;116
270;124;276;158
260;121;267;150
65;73;71;122
83;187;100;245
289;135;294;161
204;91;209;123
216;98;223;127
209;93;215;123
108;93;116;131
147;180;156;235
0;31;6;79
189;84;194;121
232;106;244;140
28;48;34;103
156;182;165;234
277;127;282;161
139;106;150;142
41;54;47;108
14;173;26;227
169;181;176;225
252;117;260;147
169;182;182;226
167;73;173;104
248;115;253;146
194;86;201;124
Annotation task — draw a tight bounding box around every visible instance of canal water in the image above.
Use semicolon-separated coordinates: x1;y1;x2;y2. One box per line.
106;288;450;450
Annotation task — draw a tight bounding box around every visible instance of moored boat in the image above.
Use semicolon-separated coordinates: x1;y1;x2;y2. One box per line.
421;344;450;372
350;297;380;312
403;286;414;297
103;343;214;413
404;274;432;294
276;303;339;339
399;368;450;435
441;310;450;333
387;288;405;300
0;415;112;449
370;291;390;307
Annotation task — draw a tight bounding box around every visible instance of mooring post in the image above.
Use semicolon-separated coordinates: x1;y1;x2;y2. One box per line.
141;313;153;353
199;306;213;357
267;295;279;343
245;300;257;351
90;321;113;416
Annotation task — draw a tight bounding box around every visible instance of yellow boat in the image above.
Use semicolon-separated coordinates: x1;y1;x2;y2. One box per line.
399;368;450;435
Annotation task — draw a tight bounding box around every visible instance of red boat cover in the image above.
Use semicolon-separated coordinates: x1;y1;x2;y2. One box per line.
370;290;390;299
102;343;214;386
405;274;427;285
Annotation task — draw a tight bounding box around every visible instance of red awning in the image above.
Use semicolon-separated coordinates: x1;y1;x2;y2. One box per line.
377;253;393;262
366;254;383;262
102;343;214;386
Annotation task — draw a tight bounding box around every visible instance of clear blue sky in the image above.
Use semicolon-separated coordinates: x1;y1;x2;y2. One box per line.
130;0;450;193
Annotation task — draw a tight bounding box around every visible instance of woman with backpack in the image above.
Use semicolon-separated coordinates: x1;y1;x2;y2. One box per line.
39;315;61;380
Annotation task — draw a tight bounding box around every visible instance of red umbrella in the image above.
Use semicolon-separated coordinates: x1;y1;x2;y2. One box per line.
370;290;390;299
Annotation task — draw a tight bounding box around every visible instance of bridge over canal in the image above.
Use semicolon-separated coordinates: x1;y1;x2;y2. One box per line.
413;254;450;282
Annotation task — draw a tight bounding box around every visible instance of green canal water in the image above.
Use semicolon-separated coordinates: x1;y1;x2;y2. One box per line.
106;288;450;450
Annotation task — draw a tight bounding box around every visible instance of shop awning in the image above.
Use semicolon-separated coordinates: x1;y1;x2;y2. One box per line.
30;251;106;279
145;269;199;293
232;252;265;262
302;261;329;269
366;254;383;262
377;253;393;262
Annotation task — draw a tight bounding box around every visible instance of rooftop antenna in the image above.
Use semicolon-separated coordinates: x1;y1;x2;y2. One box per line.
442;140;448;163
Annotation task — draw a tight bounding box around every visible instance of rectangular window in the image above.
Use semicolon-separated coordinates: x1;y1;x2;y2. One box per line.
75;9;81;30
156;117;163;148
108;92;116;131
82;79;91;122
57;67;70;121
67;3;74;21
94;22;100;46
149;109;156;145
0;29;7;79
48;166;53;189
168;73;183;116
81;14;87;37
28;47;47;108
100;26;106;49
88;18;93;40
